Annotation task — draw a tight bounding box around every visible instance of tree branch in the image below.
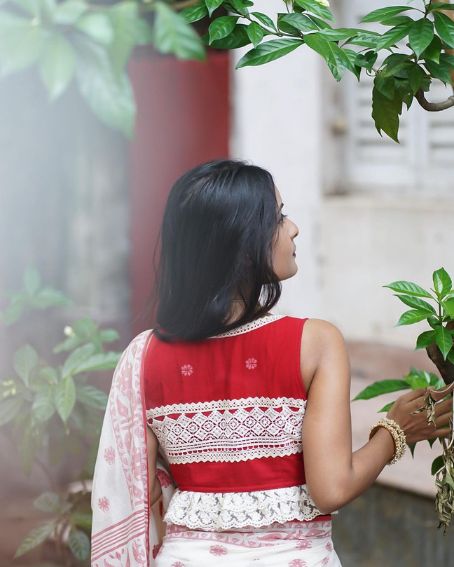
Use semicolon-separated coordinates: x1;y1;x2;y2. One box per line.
415;87;454;111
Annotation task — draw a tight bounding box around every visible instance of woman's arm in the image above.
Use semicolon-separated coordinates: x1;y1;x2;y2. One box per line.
146;426;163;507
300;319;434;514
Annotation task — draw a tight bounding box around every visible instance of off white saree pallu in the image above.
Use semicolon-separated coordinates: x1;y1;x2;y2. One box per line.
91;330;341;566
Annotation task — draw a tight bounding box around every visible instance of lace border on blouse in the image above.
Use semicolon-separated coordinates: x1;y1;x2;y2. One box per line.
163;484;329;531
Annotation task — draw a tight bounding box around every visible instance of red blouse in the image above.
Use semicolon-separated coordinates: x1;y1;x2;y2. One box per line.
144;313;331;527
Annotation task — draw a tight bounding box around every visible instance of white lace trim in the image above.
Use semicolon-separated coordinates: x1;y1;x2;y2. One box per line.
147;397;306;464
207;313;284;338
164;484;326;530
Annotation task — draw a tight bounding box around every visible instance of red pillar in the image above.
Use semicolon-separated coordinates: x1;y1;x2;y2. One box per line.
128;49;230;336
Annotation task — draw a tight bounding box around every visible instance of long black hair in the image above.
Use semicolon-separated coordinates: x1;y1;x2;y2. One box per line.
152;159;283;342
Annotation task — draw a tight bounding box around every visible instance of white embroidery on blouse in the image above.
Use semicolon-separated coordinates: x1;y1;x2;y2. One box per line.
180;364;193;376
146;396;306;464
163;484;325;530
245;357;258;370
207;313;285;338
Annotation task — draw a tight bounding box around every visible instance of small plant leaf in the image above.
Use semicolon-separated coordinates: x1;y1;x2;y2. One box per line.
434;11;454;48
54;376;76;422
14;345;39;385
0;396;23;427
435;326;453;361
383;280;433;298
34;492;61;513
361;6;415;24
76;384;108;410
68;528;90;561
432;455;444;475
397;309;434;326
353;379;410;401
408;18;434;58
15;522;56;558
378;401;395;413
236;38;304;68
433;267;452;298
394;294;435;313
62;344;96;378
208;16;238;43
416;330;436;349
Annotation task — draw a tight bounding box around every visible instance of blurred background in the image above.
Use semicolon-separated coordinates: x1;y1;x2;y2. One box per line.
1;0;453;565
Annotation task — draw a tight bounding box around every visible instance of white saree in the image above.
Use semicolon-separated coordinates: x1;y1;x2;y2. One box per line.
91;330;342;567
91;330;176;566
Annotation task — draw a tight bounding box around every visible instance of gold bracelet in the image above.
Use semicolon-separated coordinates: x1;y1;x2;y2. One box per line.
369;417;407;465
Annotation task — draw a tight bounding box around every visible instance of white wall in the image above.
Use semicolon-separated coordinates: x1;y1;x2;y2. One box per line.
230;0;325;319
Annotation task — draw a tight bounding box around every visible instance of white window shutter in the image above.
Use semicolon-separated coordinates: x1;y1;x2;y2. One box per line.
339;0;454;194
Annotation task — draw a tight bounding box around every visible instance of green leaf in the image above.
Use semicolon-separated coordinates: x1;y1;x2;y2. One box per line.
100;329;119;343
246;21;264;47
75;351;120;373
153;2;205;60
378;401;395;413
76;384;108;410
54;0;87;25
228;0;250;17
209;16;238;43
383;280;433;299
409;18;434;58
70;512;92;530
380;15;414;27
433;267;452;298
295;0;333;21
207;24;250;49
424;59;452;84
182;2;208;23
251;11;276;31
32;287;70;309
32;387;56;422
361;6;415;24
317;28;361;42
54;376;76;422
372;84;402;142
236;38;304;69
39;33;75;100
347;30;381;48
422;35;443;63
0;396;23;427
408;63;431;94
204;0;223;17
0;18;48;76
355;50;378;71
15;522;56;558
434;11;454;48
431;455;444;475
107;1;145;75
429;3;454;12
76;12;113;45
397;309;434;326
33;492;61;513
14;345;39;385
416;330;436;349
68;528;90;561
375;23;412;51
405;372;430;389
75;38;135;137
277;13;319;33
62;344;95;378
353;379;410;401
304;33;354;81
394;294;436;313
443;298;454;318
435;326;453;361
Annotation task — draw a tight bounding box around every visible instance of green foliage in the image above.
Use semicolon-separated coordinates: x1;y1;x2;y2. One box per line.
1;269;121;561
0;0;452;140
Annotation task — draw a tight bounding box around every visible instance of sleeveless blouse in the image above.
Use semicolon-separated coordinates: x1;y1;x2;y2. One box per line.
144;313;331;531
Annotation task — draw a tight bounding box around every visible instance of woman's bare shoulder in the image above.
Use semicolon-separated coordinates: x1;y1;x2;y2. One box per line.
300;318;346;394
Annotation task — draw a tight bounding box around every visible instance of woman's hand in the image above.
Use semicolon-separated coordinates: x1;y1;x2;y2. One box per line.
386;384;454;445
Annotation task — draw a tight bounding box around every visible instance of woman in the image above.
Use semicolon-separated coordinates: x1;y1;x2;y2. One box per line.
91;160;453;567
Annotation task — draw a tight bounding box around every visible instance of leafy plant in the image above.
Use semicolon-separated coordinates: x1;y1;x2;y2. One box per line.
0;0;452;139
0;268;121;563
354;267;454;532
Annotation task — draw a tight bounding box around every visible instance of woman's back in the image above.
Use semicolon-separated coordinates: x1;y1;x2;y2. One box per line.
144;313;332;531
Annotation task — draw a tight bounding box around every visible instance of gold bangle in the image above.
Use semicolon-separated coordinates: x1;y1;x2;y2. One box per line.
369;417;407;465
